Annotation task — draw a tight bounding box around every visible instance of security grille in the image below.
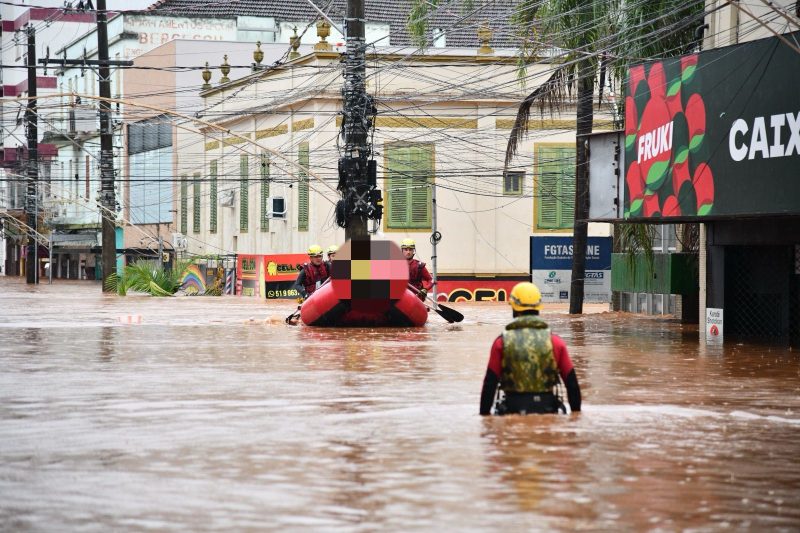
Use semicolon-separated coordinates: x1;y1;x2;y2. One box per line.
724;245;796;344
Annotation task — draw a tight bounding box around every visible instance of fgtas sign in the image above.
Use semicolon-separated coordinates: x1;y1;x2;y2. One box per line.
123;16;237;57
624;30;800;220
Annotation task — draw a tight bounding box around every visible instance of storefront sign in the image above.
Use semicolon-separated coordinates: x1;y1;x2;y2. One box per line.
706;307;724;343
123;15;237;58
624;30;800;220
236;253;308;298
434;280;519;302
530;236;612;303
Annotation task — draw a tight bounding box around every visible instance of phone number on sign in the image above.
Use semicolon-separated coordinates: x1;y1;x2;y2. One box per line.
267;289;300;298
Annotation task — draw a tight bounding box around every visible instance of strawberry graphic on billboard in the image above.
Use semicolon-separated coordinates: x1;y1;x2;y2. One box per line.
624;53;714;219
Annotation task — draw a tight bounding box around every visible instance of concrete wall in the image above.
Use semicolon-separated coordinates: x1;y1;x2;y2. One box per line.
704;0;797;48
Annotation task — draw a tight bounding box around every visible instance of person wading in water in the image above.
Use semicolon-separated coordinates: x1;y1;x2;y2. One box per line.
480;282;582;415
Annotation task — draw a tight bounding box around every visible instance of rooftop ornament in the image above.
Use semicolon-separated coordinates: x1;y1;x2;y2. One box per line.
201;62;212;90
477;23;494;55
289;27;301;59
219;55;231;84
253;41;264;69
315;20;332;52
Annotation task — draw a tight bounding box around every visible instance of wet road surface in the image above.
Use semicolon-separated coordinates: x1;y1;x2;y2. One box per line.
1;277;799;531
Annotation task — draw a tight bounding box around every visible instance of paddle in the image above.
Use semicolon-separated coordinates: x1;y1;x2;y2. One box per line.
407;284;464;323
285;305;301;325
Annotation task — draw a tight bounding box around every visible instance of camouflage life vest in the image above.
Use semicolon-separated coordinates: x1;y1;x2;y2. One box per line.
500;315;560;393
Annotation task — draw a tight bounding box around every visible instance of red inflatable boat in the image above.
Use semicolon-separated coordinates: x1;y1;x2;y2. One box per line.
300;239;428;327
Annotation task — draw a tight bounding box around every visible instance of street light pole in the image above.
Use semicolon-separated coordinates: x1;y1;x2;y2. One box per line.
431;182;438;303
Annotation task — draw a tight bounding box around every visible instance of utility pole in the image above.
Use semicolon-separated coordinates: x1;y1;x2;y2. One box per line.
38;10;131;286
338;0;381;240
97;0;117;290
96;0;117;291
25;24;39;285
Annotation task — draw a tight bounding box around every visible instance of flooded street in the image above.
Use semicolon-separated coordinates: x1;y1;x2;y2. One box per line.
1;277;799;531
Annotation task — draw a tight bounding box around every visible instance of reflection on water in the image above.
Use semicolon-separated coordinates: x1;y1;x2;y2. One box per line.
0;278;799;530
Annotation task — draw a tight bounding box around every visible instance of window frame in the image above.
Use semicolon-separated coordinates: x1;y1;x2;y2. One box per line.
533;143;576;232
503;170;524;196
383;142;435;231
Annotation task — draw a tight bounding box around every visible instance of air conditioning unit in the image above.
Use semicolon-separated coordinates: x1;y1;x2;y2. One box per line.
268;196;287;218
172;232;188;250
219;189;236;207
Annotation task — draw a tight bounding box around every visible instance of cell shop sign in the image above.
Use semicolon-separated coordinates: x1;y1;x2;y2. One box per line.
530;236;612;303
236;253;307;299
623;30;800;220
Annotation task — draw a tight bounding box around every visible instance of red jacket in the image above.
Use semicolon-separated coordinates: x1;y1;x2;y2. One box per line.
407;258;433;291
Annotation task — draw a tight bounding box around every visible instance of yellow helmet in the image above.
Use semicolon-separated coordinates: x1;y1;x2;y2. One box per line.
400;238;416;249
327;244;338;255
307;244;323;256
509;282;543;312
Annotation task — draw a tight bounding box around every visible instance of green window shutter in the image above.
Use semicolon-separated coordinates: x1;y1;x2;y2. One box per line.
180;174;188;234
536;146;575;230
388;175;410;227
193;172;201;233
240;155;249;232
260;152;270;231
559;163;576;227
386;144;433;229
298;142;309;231
209;160;217;233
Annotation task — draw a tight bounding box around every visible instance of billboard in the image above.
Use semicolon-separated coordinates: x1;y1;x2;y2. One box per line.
624;31;800;220
530;236;612;303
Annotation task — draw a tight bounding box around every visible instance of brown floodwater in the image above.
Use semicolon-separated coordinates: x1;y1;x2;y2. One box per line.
1;277;798;531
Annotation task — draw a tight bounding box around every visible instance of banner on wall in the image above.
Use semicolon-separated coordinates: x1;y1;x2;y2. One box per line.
624;30;800;220
434;280;519;303
530;236;612;303
237;253;308;298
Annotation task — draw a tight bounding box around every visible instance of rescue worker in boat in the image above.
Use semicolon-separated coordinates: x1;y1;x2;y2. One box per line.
324;244;338;273
293;244;330;300
401;238;433;302
480;282;582;415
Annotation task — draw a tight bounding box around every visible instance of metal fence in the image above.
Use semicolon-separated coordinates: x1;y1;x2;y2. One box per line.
724;245;797;344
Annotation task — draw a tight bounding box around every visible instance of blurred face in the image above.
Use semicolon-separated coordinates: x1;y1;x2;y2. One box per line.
401;246;415;260
309;253;323;266
327;252;336;260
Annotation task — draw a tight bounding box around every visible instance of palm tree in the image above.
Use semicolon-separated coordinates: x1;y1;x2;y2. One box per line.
104;258;195;296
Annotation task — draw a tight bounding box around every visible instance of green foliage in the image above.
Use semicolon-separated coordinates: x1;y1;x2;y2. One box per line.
103;259;195;297
618;223;656;278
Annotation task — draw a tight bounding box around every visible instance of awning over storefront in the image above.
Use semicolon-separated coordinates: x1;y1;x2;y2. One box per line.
51;232;99;250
